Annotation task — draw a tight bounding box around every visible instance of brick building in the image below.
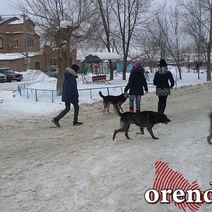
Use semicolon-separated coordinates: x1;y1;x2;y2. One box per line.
0;16;77;72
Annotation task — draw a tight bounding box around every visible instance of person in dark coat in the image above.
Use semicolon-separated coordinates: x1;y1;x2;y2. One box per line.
124;61;148;112
52;64;83;127
153;59;174;114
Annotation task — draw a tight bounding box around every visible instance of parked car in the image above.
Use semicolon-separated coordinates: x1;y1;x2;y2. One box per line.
0;72;7;83
0;68;23;82
44;67;58;78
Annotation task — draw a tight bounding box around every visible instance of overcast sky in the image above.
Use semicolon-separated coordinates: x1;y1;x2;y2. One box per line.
0;0;22;16
0;0;169;17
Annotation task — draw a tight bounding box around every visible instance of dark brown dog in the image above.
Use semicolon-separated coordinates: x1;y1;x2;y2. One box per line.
207;111;212;144
113;106;171;140
99;91;129;114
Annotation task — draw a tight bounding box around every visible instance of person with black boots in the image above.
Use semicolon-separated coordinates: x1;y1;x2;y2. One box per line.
124;61;148;113
153;59;174;114
52;64;83;127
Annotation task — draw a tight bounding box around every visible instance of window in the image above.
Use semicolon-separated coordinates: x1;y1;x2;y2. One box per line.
13;39;18;48
35;61;40;70
27;37;33;48
27;24;31;31
50;58;57;66
0;38;3;48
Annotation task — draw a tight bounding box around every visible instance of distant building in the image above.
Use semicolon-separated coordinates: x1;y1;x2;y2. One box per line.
82;52;122;74
0;15;77;72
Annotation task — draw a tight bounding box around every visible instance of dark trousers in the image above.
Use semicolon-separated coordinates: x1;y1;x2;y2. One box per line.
158;96;168;114
55;102;79;123
158;96;168;105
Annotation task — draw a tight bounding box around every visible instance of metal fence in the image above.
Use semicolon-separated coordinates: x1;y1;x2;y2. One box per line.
17;83;128;103
17;81;176;103
17;83;58;103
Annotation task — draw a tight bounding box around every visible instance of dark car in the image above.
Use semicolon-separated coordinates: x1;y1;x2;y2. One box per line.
44;67;58;78
0;73;7;83
0;68;23;82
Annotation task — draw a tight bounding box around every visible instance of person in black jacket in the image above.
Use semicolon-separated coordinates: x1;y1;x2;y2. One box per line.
124;61;148;112
153;59;174;114
52;64;83;127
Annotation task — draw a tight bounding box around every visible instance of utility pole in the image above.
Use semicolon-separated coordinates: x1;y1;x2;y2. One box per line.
23;13;29;70
207;6;212;81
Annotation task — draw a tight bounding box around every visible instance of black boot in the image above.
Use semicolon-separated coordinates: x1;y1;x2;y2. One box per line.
73;121;83;126
52;118;60;127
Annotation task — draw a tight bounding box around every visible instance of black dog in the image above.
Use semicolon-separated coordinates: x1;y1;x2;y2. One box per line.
113;107;171;140
99;91;129;114
207;111;212;144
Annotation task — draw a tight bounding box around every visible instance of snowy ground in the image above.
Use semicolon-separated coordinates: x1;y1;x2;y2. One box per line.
0;68;212;212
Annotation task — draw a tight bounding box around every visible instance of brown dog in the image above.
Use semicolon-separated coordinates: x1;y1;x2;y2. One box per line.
113;106;171;140
99;91;129;114
207;111;212;144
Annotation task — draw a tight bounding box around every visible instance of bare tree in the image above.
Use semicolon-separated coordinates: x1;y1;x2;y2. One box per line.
111;0;151;80
202;0;212;82
130;3;172;72
157;7;184;79
133;12;167;65
132;33;160;71
179;0;212;81
90;0;116;80
85;0;151;80
18;0;96;94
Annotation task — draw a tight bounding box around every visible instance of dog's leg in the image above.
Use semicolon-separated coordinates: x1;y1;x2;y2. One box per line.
113;123;131;140
207;134;212;144
113;129;122;140
103;102;107;114
113;130;119;140
103;108;106;114
113;128;131;140
120;105;124;112
107;103;111;113
147;127;158;139
136;127;144;135
124;125;131;139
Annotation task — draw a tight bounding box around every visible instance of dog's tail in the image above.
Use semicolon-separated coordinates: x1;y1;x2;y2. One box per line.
99;91;105;99
114;104;123;117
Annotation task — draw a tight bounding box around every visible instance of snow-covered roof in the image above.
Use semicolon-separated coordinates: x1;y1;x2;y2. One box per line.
0;52;42;61
8;19;23;25
89;52;122;60
0;16;17;25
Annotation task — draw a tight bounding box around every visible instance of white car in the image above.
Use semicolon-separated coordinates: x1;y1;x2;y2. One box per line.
44;67;58;78
0;72;6;83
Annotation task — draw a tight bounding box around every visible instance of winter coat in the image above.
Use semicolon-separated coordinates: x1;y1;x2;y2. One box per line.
153;67;174;96
124;67;148;95
61;67;79;103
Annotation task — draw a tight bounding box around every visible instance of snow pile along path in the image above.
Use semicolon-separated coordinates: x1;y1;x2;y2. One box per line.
0;82;211;212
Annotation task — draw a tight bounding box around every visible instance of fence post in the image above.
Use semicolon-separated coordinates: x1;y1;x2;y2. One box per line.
35;89;38;101
51;90;54;103
27;88;29;99
17;85;21;96
107;87;109;95
90;89;92;99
